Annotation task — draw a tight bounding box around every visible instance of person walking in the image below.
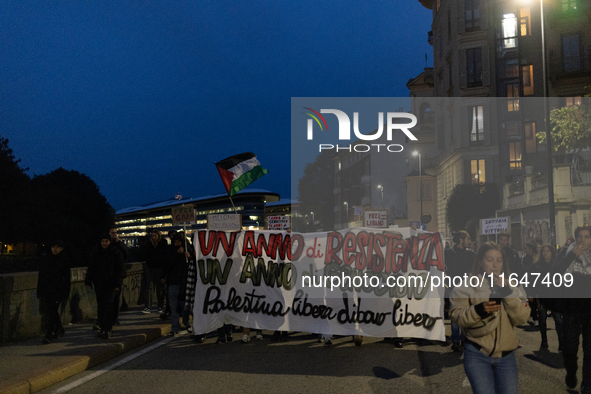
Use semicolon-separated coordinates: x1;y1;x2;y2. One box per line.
445;230;476;352
85;234;125;339
37;240;70;344
141;229;167;314
109;227;128;326
451;242;530;394
530;244;563;351
553;225;591;392
161;235;191;337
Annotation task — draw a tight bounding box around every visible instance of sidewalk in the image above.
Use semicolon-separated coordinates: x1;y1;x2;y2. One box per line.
0;308;171;394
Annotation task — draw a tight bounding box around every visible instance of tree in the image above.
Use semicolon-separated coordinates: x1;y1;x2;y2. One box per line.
0;137;32;249
297;150;336;231
445;183;500;236
32;168;114;266
538;96;591;155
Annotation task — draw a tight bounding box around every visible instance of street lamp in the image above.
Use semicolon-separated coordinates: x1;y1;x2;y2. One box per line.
377;185;384;208
310;212;314;229
521;0;555;246
343;201;348;225
413;151;423;223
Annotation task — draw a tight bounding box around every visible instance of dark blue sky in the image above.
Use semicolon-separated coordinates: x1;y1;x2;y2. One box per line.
1;1;432;210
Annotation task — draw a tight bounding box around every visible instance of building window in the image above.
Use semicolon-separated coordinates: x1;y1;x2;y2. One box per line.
465;0;480;30
502;13;518;49
466;48;483;87
521;65;534;96
566;97;582;107
524;122;537;153
562;34;581;72
561;0;578;11
469;105;484;143
509;142;522;170
471;159;486;184
503;58;519;79
506;83;520;112
520;7;531;36
506;121;520;139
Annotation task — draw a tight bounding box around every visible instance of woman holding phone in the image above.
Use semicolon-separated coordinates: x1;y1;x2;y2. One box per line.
451;242;530;394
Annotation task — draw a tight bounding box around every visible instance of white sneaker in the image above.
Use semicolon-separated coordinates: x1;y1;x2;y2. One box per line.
255;333;263;340
242;334;250;343
141;308;151;314
179;330;188;335
533;320;539;327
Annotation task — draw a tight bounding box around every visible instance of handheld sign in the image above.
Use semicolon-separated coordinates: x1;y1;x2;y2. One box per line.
480;217;510;235
364;210;388;228
266;215;291;230
207;214;242;231
171;206;196;225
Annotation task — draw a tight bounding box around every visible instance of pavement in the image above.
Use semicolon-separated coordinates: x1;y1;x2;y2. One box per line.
0;308;172;394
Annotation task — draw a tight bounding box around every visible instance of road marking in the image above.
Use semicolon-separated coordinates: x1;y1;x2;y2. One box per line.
52;336;176;393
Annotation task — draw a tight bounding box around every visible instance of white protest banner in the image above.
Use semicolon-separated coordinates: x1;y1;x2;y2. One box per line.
171;206;196;225
191;228;446;340
207;214;242;231
266;215;291;230
364;211;388;228
480;217;510;235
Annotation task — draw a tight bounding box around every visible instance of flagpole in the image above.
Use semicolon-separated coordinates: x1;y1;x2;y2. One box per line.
228;195;238;214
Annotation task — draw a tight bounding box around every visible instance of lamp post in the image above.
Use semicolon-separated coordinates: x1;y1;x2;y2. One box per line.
343;201;348;226
310;212;314;229
377;185;384;208
521;0;555;246
413;151;423;222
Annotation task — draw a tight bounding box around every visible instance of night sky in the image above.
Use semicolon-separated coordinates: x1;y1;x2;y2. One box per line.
1;1;432;210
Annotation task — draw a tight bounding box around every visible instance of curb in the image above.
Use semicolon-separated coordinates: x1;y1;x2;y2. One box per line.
0;324;170;394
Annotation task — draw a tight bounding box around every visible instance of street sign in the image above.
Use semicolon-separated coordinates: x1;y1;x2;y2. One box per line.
354;206;363;216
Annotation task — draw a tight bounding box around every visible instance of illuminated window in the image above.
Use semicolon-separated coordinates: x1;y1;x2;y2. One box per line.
471;159;486;184
469;105;484;143
525;122;537;153
249;216;259;220
507;83;520;112
509;142;522;169
566;96;582;107
562;0;578;11
502;13;517;49
465;0;480;30
520;7;531;36
522;65;534;96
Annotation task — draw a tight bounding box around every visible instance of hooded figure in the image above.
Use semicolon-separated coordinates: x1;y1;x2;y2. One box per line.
85;234;124;339
37;240;70;344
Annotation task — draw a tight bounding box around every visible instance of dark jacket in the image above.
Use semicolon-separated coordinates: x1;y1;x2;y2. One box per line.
37;251;71;301
113;241;129;261
552;248;591;312
445;246;476;279
85;244;125;290
502;245;521;277
142;239;167;270
162;243;192;298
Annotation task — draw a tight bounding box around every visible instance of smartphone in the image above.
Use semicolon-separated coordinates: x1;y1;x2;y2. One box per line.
489;298;502;304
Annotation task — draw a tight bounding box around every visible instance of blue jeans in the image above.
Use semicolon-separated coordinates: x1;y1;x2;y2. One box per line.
464;342;518;394
168;284;189;333
451;321;462;343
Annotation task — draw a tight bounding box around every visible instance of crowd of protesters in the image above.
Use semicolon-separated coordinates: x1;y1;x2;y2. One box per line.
36;225;591;393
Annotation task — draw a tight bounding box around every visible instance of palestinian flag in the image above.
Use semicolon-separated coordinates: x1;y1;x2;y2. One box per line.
215;152;269;196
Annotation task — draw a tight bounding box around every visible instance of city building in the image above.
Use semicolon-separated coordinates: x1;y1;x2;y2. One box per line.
412;0;591;246
114;189;280;246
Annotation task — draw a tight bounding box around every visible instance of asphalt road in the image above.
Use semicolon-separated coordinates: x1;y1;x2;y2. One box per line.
43;319;577;394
